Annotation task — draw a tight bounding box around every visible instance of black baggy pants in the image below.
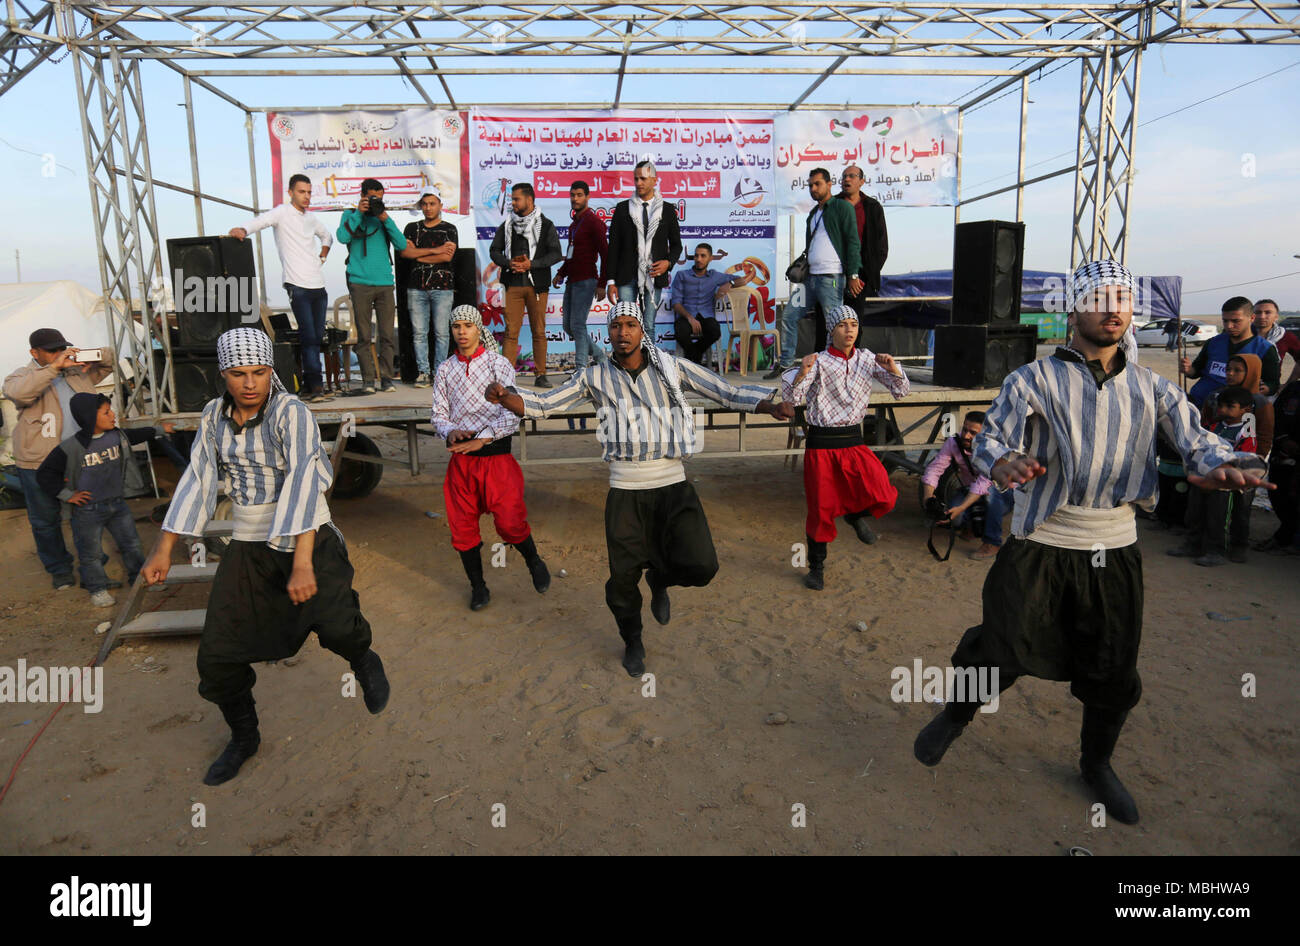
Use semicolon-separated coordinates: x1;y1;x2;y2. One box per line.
197;522;373;704
604;481;719;628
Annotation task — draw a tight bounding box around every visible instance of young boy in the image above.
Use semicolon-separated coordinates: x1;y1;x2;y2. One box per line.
36;393;172;607
1169;386;1258;566
431;304;550;610
781;304;909;589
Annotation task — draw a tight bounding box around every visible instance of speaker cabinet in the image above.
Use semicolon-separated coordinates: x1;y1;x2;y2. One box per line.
169;352;224;413
933;324;1038;388
167;236;259;347
952;220;1025;326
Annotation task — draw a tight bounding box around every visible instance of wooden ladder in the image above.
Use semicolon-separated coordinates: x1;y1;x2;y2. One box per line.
92;521;232;666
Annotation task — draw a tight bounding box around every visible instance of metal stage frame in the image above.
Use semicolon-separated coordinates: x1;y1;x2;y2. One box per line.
2;2;1297;434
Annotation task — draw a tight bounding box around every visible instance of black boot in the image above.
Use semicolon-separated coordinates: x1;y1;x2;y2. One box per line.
646;568;670;625
803;536;827;590
913;701;974;766
845;511;877;545
203;692;260;786
459;545;491;610
350;650;391;715
617;617;646;677
513;535;551;593
1079;707;1140;825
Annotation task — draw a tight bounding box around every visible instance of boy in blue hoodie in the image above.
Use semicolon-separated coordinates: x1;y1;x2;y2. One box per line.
36;393;172;606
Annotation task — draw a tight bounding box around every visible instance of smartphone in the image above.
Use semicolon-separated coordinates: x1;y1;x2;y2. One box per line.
75;348;102;362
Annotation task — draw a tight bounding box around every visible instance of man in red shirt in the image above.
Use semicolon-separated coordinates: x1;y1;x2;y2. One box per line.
552;181;609;370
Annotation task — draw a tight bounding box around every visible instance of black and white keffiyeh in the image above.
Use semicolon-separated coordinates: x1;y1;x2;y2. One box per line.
825;303;857;337
634;195;664;294
1064;259;1136;313
451;304;500;355
217;327;285;392
508;207;542;262
608;300;692;423
1065;259;1140;362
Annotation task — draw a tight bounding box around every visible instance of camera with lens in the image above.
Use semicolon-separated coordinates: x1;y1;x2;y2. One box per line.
924;496;948;521
366;196;386;217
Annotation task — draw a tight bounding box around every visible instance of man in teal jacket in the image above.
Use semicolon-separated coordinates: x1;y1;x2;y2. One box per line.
336;178;409;392
766;168;862;378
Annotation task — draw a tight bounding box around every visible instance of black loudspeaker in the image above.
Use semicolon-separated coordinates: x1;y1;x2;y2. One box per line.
167;236;258;348
933;324;1038;388
453;248;479;309
952;220;1025;326
273;340;299;394
170;352;224;413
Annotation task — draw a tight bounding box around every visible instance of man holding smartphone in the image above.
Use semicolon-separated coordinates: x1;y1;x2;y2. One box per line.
3;328;115;589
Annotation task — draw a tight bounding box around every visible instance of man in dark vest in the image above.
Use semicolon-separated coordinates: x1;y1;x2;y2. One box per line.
1182;296;1280;405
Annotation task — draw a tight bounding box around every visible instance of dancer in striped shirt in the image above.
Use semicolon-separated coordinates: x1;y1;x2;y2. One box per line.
913;261;1272;825
432;305;549;610
141;328;389;786
487;301;784;676
780;305;909;589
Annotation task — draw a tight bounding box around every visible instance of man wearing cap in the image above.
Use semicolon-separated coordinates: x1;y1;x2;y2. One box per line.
140;327;390;786
486;301;787;677
4;329;115;589
912;260;1273;826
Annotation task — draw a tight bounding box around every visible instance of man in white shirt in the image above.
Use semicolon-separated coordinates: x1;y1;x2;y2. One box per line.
230;174;334;402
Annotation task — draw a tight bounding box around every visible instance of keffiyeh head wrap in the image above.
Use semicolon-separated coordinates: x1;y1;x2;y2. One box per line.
1064;260;1136;314
217;327;285;392
451;304;500;355
608;300;692;421
825;304;858;337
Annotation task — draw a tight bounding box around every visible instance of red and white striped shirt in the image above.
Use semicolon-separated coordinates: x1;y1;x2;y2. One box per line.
781;346;910;427
431;346;521;442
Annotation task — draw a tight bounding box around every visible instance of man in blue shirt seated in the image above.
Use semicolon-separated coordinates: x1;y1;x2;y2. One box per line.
668;244;756;365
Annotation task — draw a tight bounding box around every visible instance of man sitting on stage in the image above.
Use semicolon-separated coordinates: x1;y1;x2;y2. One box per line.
781;305;909;590
141;327;389;787
668;243;756;365
912;260;1272;825
432;305;549;610
486;301;785;677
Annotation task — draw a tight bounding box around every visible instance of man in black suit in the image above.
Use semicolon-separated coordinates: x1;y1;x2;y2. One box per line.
606;160;684;339
838;165;889;303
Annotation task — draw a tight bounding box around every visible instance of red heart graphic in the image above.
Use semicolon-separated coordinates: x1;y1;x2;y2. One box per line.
872;117;893;135
852;115;870;131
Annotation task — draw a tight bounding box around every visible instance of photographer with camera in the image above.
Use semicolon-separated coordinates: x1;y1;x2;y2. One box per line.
399;191;458;386
336;178;409;393
920;411;1012;561
4;329;115;589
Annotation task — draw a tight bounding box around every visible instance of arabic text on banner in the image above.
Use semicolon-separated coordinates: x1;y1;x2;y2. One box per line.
774;108;957;214
267;109;470;214
470;108;779;369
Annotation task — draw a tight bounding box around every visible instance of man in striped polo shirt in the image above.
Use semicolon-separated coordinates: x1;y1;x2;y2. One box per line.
912;260;1272;825
487;301;786;677
141;328;389;786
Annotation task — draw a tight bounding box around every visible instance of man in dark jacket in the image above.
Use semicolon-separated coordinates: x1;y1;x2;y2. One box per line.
490;183;564;387
766;168;862;379
837;165;889;302
606;161;684;338
37;393;171;606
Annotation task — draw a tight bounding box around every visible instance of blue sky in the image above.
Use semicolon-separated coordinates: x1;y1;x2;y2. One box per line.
1;41;1296;316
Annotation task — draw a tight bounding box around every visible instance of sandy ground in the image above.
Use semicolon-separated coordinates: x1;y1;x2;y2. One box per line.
1;346;1297;855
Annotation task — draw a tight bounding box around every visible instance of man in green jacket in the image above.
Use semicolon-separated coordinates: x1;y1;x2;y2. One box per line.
766;168;862;378
336;178;409;393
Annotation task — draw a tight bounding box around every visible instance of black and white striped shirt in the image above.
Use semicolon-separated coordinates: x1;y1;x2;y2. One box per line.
516;352;775;462
973;347;1237;539
162;391;333;551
